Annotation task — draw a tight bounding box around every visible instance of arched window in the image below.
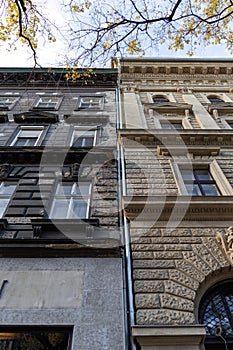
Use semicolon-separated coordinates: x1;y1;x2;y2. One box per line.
199;280;233;349
208;96;224;103
152;95;169;103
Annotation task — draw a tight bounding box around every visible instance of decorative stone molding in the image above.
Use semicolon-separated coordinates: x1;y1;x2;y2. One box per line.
177;87;193;94
216;226;233;265
123;196;233;221
71;163;79;180
119;129;233;148
0;163;12;179
132;325;206;350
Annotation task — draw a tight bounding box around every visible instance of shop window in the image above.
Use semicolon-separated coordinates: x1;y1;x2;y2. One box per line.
0;327;72;349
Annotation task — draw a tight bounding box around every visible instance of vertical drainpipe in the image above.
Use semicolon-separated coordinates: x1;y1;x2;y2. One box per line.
115;60;137;350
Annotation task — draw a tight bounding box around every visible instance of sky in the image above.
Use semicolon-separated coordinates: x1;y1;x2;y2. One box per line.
0;0;232;68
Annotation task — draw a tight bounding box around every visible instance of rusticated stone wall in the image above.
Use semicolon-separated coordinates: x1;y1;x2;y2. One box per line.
131;226;230;325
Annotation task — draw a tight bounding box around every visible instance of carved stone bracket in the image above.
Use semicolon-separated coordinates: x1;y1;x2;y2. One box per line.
216;226;233;265
0;164;12;179
71;163;79;180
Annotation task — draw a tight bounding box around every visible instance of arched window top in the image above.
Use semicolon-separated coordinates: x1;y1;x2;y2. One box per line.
152;95;169;103
208;95;224;103
199;280;233;338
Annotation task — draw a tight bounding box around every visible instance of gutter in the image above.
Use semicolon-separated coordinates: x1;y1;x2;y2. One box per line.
116;59;137;350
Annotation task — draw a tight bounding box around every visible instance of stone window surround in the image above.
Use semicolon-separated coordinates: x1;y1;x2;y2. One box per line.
154;115;192;129
70;125;100;147
201;93;233;104
74;94;105;110
147;92;176;103
10;126;46;146
0;94;20;110
33;94;63;110
170;159;233;196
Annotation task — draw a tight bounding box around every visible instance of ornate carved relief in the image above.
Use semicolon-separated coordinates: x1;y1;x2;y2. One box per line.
0;163;12;179
216;226;233;265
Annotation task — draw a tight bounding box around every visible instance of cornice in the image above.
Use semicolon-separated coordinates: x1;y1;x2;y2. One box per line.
0;69;117;87
120;59;233;78
0;146;115;164
119;129;233;148
123;195;233;221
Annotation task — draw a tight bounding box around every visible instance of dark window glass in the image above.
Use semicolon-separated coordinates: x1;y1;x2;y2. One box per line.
73;136;94;147
153;96;169;103
208;96;224;103
14;137;38;146
0;329;71;350
162;122;183;130
180;168;220;196
199;280;233;350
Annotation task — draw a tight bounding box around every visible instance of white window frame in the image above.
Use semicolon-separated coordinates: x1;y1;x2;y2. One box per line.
33;95;63;110
49;182;92;219
75;95;104;110
0;182;16;217
10;126;45;146
70;126;98;147
0;95;20;110
170;160;233;196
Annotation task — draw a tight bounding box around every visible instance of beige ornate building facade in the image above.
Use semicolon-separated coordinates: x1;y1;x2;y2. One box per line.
119;58;233;350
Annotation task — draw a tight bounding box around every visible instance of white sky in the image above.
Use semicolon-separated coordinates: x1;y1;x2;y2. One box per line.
0;0;232;68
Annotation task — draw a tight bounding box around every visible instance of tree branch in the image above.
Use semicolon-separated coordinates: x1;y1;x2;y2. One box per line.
15;0;38;65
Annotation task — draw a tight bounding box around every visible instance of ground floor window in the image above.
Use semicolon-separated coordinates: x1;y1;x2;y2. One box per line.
199;280;233;350
0;327;72;350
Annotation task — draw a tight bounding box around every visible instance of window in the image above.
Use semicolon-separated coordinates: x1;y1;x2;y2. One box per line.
50;182;91;219
208;96;224;103
71;127;98;147
34;96;62;110
153;95;169;103
161;121;183;130
227;122;233;129
0;182;16;217
11;126;44;146
199;280;233;350
0;95;19;110
76;96;104;110
0;327;71;349
180;168;220;196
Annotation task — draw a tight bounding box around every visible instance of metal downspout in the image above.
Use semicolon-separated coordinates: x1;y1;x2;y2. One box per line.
116;61;137;350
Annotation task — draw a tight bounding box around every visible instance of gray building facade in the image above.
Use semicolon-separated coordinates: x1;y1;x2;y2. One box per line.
0;68;126;350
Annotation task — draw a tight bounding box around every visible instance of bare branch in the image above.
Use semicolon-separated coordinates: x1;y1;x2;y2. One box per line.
15;0;38;66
